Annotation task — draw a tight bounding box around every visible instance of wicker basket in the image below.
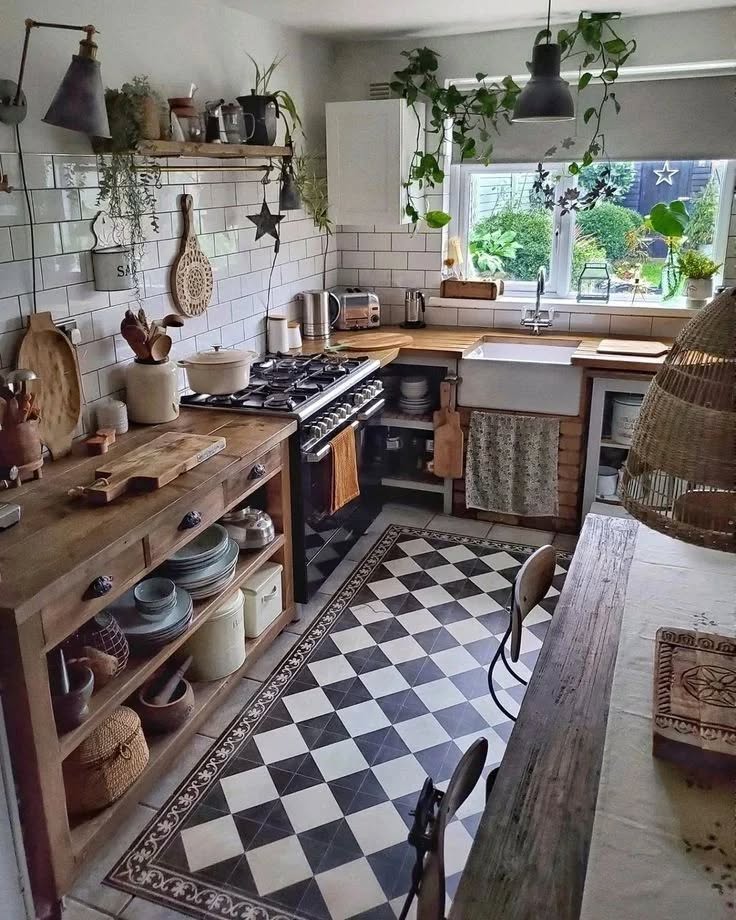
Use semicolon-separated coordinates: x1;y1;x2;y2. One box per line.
63;706;149;816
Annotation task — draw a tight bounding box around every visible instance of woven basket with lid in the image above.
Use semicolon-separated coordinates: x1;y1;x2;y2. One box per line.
63;706;148;816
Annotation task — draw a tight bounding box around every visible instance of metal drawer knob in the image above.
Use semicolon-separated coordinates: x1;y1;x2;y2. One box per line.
179;511;202;530
86;575;113;599
248;463;266;480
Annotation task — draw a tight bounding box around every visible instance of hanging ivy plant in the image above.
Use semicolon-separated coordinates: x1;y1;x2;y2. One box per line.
390;11;637;227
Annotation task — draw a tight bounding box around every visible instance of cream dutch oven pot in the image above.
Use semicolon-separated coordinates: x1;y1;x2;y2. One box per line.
179;345;256;395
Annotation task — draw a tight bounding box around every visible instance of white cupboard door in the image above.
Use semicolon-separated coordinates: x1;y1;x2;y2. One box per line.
326;100;424;226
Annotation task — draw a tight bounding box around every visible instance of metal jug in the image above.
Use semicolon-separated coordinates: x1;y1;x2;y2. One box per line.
402;289;426;328
301;291;340;340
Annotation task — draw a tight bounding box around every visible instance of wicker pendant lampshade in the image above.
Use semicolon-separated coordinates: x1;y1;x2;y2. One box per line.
620;286;735;552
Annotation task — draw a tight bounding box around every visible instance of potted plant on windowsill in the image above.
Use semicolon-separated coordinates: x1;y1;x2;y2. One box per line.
678;250;721;308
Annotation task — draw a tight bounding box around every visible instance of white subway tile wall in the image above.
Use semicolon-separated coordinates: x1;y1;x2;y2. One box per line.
0;151;336;437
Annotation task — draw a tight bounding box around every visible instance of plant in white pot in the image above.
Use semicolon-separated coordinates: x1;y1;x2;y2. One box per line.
677;250;721;308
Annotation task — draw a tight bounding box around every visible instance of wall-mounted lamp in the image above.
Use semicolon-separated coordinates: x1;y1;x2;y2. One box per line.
0;18;110;137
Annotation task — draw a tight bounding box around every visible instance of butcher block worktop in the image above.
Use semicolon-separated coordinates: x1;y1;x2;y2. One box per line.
301;325;673;373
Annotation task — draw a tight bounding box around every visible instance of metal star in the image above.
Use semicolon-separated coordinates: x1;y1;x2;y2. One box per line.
248;200;283;242
654;160;679;186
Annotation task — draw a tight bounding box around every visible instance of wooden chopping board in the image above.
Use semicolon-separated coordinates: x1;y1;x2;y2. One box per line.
339;332;414;351
17;311;83;460
433;377;463;479
81;432;226;505
170;193;213;317
596;338;669;357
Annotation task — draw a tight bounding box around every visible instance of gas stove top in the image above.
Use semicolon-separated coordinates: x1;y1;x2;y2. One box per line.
179;352;380;421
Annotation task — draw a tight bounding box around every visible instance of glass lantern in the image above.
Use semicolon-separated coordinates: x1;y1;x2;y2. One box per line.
577;261;611;303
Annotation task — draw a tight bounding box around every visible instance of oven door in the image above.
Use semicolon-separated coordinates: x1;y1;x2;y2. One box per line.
301;400;383;596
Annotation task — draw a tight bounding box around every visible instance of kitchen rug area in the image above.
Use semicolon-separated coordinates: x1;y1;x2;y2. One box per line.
106;525;570;920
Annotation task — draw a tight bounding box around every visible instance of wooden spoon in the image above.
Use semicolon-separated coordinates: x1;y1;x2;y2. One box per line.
150;334;172;362
123;325;151;361
161;313;185;329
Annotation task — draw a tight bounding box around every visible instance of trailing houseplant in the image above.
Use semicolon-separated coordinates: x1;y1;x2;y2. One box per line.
240;54;303;146
390;11;637;227
96;75;162;305
677;249;721;307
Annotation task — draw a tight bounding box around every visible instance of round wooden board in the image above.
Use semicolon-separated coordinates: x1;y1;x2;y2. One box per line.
339;332;414;351
17;312;83;459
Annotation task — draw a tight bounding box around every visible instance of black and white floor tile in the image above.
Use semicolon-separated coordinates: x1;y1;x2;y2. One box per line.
106;525;570;920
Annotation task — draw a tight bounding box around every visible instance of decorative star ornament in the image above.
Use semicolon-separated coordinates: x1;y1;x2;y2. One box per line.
248;200;283;242
654;160;679;186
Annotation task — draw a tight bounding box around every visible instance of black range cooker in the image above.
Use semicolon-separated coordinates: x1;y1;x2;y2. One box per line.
180;352;385;600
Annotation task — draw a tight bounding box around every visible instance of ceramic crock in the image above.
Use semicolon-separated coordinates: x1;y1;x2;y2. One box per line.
126;359;180;424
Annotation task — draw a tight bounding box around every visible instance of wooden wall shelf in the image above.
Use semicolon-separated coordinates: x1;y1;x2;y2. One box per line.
94;139;292;159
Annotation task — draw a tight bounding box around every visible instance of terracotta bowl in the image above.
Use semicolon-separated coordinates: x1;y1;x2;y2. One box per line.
136;678;194;734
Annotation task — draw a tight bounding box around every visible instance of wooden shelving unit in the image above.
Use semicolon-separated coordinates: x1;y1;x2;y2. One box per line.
58;536;285;759
94;139;292;159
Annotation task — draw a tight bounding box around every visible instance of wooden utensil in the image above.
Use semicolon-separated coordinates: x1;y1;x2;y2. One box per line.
170;194;213;317
433;376;464;479
122;325;151;361
148;656;193;706
339;332;413;351
74;432;226;504
150;334;172;362
17;312;83;459
596;339;669;357
433;379;452;429
161;313;185;329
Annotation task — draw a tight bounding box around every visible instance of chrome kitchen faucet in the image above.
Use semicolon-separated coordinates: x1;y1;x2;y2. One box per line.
520;266;555;335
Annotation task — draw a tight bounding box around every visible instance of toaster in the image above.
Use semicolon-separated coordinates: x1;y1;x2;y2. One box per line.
331;286;381;331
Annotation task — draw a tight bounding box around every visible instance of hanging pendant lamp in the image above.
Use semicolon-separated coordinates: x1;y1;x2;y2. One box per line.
512;0;575;123
620;286;736;553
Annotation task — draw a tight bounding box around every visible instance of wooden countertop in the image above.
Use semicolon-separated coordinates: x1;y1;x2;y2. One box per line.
451;513;639;920
300;325;671;374
0;409;296;620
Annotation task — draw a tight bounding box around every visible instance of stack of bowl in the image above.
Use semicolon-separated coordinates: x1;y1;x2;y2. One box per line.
399;375;431;415
159;524;240;600
107;577;193;656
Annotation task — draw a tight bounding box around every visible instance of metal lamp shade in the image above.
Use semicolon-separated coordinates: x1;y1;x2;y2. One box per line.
512;44;575;123
279;165;302;211
43;54;110;137
620;287;736;552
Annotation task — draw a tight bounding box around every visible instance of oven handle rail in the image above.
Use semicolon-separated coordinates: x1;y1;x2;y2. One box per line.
357;398;385;422
304;420;360;463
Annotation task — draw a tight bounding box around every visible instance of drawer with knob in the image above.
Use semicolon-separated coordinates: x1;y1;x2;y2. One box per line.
222;446;281;507
145;483;226;566
41;541;147;646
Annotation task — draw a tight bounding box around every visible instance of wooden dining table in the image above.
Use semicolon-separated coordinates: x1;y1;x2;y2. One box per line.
451;512;736;920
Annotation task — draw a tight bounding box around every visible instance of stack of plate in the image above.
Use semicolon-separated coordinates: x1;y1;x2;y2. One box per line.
160;524;240;601
106;584;193;655
399;375;431;415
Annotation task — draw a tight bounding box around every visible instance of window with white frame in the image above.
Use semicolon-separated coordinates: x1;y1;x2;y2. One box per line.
449;159;734;301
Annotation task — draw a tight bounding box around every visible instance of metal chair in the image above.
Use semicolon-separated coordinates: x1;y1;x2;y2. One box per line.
398;738;488;920
486;544;556;797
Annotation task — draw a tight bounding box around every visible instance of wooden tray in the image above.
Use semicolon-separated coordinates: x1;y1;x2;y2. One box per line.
597;339;669;357
81;433;226;504
339;332;413;351
17;312;83;460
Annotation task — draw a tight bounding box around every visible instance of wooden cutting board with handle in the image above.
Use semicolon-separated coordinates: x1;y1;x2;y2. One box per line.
339;332;413;351
170;193;213;316
596;339;669;357
17;311;83;459
433;376;464;479
79;432;226;505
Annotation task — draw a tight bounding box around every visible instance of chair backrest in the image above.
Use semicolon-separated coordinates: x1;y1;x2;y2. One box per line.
510;544;556;662
417;738;488;920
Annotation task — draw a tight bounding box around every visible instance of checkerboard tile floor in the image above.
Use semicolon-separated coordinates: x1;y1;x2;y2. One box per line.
106;525;569;920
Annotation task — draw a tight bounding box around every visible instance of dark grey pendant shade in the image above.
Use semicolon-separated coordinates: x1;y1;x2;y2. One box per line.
43;52;110;137
279;162;302;211
512;43;575;123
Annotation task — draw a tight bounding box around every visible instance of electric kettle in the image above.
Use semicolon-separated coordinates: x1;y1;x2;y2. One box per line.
402;289;426;329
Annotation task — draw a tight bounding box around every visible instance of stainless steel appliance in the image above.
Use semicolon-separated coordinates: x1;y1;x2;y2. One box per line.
332;286;381;331
300;290;339;340
401;289;426;328
180;352;384;600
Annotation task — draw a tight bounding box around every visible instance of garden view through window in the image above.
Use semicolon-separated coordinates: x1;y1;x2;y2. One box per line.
460;159;730;301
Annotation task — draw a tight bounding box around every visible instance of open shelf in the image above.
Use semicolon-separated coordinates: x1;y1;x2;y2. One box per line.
94;139;292;159
381;474;446;494
69;599;294;860
600;439;632;450
58;535;285;759
381;410;435;431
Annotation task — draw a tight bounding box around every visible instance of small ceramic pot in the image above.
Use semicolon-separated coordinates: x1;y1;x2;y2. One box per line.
136;678;195;734
684;277;713;308
126;359;180;424
52;662;94;732
134;577;177;620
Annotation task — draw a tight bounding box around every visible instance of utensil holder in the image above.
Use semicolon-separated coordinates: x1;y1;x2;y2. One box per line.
0;419;42;467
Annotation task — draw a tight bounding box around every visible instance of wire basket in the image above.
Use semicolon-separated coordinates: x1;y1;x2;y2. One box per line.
75;611;130;675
